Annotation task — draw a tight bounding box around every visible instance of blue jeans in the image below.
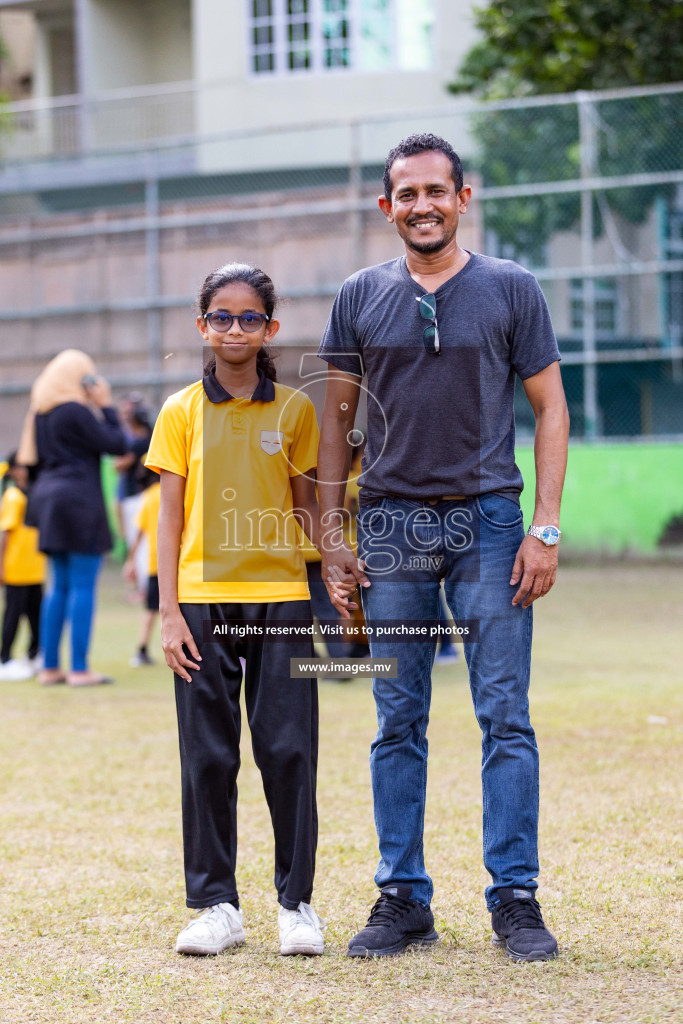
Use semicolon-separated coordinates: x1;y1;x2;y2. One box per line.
357;494;538;911
42;553;103;672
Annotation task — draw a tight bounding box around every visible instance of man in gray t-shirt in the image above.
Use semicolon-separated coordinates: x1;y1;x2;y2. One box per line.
317;134;569;962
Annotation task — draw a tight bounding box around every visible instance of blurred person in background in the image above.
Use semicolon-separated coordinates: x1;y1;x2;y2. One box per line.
435;586;460;666
123;475;160;667
18;349;128;687
0;453;46;680
115;396;154;600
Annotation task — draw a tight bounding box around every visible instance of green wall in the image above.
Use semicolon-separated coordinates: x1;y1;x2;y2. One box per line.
516;443;683;553
104;447;683;557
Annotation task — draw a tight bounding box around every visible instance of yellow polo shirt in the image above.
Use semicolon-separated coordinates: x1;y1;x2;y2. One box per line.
0;486;46;586
146;370;319;603
135;481;161;575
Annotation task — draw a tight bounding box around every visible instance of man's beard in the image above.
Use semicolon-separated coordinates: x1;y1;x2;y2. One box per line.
405;223;457;254
407;236;449;254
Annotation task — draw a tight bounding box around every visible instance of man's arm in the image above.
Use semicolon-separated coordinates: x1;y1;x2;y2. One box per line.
511;361;570;608
290;471;320;551
318;368;370;616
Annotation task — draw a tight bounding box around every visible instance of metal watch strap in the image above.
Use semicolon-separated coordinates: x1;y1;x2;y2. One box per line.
527;524;562;543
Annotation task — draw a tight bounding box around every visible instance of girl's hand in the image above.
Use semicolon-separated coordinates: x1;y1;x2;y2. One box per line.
161;609;202;682
322;544;369;618
123;558;137;585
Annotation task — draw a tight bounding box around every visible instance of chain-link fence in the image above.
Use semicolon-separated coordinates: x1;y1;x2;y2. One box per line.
1;81;682;444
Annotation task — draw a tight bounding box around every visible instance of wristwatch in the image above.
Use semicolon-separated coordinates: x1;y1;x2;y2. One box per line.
527;524;562;546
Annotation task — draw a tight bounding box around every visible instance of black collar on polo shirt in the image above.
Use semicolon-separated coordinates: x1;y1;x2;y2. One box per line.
202;366;276;404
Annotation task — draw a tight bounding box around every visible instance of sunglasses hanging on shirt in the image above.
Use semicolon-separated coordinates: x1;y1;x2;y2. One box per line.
417;293;440;355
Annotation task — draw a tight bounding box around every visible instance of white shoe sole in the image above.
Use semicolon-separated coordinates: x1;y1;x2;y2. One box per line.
176;929;245;956
280;941;324;955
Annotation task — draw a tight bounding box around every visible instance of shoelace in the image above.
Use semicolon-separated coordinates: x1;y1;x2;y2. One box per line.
283;904;325;932
497;897;545;930
367;892;415;926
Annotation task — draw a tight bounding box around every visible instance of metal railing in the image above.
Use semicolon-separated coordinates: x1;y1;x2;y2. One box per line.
1;80;682;441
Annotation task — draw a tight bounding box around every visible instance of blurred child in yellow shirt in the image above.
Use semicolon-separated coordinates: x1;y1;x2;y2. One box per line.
124;480;160;666
0;454;46;680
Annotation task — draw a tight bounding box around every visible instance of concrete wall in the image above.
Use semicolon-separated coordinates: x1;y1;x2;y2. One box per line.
192;0;477;169
0;9;35;98
87;0;192;91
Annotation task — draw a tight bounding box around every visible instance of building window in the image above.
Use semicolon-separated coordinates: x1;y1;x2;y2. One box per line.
570;278;621;340
249;0;433;74
322;0;352;68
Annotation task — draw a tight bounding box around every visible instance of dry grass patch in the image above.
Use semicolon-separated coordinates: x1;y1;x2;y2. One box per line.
0;565;681;1023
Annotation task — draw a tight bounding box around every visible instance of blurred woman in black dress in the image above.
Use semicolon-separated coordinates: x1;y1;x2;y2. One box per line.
18;349;128;686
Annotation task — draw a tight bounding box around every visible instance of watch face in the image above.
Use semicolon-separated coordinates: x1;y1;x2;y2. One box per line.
541;526;560;545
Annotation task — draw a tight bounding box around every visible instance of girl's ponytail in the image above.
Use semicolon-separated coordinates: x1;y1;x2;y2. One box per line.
256;346;277;382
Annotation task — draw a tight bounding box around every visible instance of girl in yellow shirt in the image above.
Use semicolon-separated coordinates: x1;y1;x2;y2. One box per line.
146;263;324;959
0;454;46;680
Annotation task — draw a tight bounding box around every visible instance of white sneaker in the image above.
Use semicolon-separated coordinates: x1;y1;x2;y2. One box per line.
175;903;245;956
0;659;34;681
28;653;43;673
278;902;325;955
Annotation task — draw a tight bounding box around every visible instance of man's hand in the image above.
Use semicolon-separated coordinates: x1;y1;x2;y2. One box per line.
321;542;370;618
510;535;558;608
160;609;202;682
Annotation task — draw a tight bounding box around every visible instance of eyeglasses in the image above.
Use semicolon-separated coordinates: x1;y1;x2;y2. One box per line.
204;311;269;333
417;293;440;355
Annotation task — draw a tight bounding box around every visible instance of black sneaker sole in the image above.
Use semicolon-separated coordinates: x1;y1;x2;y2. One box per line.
492;932;559;961
347;929;439;957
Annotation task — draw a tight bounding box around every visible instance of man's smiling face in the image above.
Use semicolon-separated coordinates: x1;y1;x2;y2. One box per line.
380;150;470;255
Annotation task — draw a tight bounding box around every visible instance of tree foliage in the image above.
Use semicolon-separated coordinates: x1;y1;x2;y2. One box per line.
451;0;683;98
449;0;683;261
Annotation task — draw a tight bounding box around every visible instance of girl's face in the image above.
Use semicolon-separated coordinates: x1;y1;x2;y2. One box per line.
197;281;279;372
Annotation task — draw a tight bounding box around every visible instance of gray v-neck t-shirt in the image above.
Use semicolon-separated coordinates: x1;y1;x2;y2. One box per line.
318;252;560;502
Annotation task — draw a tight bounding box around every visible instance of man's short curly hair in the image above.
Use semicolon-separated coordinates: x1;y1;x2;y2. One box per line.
383;133;463;200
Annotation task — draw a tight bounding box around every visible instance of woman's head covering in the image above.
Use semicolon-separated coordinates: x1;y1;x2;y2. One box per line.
17;349;98;466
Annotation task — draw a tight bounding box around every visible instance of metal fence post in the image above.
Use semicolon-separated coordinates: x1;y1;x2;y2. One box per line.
145;167;162;407
349;120;364;272
578;92;598;439
73;0;91;154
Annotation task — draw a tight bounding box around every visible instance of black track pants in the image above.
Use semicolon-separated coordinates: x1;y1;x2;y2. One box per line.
1;584;42;663
174;600;318;911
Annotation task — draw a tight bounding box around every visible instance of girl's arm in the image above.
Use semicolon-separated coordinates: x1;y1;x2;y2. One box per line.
292;471;360;611
158;469;201;682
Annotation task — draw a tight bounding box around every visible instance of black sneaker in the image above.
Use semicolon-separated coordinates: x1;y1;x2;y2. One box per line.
491;888;558;961
130;650;155;667
347;885;438;957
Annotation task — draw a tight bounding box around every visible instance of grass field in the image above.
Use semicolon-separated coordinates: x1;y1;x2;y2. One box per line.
1;564;681;1024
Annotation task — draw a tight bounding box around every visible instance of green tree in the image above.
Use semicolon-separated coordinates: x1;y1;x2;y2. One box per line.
449;0;683;261
453;0;683;98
